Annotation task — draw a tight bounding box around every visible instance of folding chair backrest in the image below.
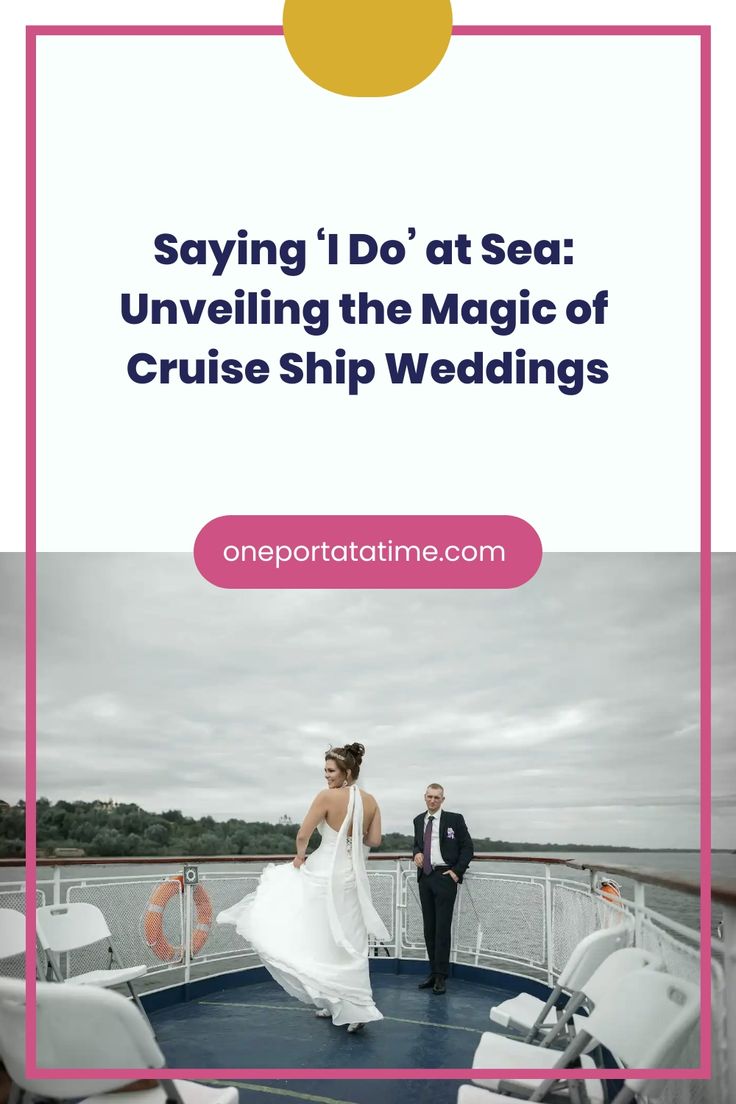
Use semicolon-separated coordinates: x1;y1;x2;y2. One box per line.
557;919;635;991
0;984;161;1095
36;902;111;952
584;946;664;1006
36;978;164;1069
0;909;26;959
584;968;699;1075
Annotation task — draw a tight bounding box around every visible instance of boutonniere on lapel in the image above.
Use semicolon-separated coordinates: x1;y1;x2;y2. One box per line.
446;827;455;840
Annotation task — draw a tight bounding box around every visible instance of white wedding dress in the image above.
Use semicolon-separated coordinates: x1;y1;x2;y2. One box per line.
217;785;389;1026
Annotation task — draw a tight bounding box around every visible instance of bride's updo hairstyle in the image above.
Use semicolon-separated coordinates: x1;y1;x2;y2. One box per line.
325;742;365;780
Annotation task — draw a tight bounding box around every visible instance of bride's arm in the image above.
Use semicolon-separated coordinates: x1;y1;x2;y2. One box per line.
293;792;328;867
364;804;382;848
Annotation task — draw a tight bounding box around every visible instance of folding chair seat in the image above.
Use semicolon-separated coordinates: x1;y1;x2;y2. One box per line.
457;1088;502;1104
0;976;238;1104
474;1034;604;1103
36;902;151;1027
465;966;698;1104
473;947;663;1100
490;918;634;1045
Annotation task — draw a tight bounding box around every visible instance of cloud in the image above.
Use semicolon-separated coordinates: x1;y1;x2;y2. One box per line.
0;553;734;849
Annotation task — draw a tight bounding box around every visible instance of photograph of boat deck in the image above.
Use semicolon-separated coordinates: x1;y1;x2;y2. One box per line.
0;552;734;1102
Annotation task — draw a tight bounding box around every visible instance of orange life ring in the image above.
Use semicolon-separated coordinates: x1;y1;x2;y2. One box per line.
191;883;214;955
599;878;622;904
144;876;213;961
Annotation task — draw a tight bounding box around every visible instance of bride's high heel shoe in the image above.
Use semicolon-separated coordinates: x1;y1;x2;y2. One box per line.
314;1008;332;1018
347;1022;365;1033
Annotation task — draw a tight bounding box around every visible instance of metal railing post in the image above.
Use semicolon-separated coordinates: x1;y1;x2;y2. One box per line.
474;921;483;967
394;859;403;960
633;881;646;946
544;865;554;986
53;865;61;905
183;878;192;983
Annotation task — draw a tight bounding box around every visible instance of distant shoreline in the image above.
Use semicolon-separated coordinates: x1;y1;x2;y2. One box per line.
1;799;722;859
27;846;720;860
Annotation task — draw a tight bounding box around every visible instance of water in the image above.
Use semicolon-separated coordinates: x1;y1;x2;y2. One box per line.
3;850;733;933
471;851;729;934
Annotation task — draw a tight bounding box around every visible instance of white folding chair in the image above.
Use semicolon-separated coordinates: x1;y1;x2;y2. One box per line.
0;976;238;1104
566;968;699;1104
490;920;634;1048
36;903;151;1028
458;1088;503;1104
0;909;26;960
470;968;699;1104
472;948;664;1104
0;908;35;985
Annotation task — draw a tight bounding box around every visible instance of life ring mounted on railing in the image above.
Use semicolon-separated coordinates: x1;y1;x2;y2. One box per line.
597;877;626;927
143;874;213;961
599;878;622;904
190;882;214;954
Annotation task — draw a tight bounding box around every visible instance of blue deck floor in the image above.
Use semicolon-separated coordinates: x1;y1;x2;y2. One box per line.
207;1081;475;1104
149;971;518;1101
206;1080;480;1104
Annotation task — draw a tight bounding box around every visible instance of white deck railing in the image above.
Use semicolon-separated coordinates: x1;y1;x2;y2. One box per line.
1;855;732;1104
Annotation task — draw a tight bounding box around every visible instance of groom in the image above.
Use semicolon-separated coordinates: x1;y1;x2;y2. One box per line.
412;783;474;994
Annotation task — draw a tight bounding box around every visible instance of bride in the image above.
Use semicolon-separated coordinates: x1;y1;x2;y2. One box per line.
217;742;389;1032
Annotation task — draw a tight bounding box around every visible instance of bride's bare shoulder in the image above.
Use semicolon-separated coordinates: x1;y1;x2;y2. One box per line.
312;788;339;806
323;787;349;804
359;788;378;807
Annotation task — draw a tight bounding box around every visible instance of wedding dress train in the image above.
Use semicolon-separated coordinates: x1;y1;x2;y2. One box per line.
217;786;389;1026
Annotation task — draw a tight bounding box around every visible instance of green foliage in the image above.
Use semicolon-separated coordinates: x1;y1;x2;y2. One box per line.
0;797;666;859
1;798;324;858
0;836;24;858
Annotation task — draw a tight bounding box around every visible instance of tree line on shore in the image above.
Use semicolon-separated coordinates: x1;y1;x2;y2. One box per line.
0;797;650;858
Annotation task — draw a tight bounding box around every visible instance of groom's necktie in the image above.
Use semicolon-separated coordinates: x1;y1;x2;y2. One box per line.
423;816;434;875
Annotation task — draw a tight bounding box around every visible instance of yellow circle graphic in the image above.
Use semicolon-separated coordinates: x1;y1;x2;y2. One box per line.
283;0;453;98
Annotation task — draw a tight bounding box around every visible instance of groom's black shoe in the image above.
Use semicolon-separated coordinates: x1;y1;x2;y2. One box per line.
433;977;446;994
418;975;436;989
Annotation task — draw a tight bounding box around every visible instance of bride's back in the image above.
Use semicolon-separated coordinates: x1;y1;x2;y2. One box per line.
323;786;378;836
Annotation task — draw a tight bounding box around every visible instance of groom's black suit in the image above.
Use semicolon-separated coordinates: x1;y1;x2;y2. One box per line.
412;809;473;979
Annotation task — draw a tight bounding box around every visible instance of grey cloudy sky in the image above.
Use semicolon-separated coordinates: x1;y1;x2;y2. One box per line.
1;554;734;848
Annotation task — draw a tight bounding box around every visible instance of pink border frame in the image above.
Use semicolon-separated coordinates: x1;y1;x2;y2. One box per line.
25;22;712;1084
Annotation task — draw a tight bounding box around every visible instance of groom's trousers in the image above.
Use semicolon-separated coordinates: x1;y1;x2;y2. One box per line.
418;867;458;978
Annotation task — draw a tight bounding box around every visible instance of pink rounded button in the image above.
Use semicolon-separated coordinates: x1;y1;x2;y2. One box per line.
194;516;542;589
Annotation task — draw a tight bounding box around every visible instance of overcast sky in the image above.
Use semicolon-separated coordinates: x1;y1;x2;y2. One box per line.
1;554;734;849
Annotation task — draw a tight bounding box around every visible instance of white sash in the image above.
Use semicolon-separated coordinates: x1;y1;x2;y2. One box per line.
326;786;390;955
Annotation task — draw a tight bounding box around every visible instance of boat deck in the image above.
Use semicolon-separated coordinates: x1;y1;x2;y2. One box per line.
204;1081;475;1104
144;964;532;1103
152;972;511;1070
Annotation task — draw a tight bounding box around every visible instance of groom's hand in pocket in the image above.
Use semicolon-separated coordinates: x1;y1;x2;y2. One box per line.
442;870;459;883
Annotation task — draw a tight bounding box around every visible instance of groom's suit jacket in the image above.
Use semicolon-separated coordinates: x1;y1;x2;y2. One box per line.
412;810;474;883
